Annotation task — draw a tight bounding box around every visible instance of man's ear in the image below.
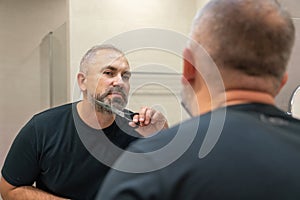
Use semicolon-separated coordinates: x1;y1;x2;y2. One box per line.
182;48;196;84
77;72;87;91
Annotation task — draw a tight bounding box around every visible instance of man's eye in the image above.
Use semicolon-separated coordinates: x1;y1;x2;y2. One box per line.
122;73;131;81
103;71;113;76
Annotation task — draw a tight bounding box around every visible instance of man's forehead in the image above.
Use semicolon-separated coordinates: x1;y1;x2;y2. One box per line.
93;49;126;61
95;49;124;59
91;49;129;69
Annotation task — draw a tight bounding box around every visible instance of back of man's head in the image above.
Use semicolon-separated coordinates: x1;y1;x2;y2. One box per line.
191;0;295;92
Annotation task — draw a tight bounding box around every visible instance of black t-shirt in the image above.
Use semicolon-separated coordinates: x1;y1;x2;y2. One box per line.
1;102;140;200
97;103;300;200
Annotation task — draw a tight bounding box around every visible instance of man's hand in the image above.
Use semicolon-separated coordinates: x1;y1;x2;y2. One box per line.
129;107;169;137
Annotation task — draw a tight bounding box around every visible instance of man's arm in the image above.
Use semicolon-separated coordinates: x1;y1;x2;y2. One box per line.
0;117;70;200
0;177;69;200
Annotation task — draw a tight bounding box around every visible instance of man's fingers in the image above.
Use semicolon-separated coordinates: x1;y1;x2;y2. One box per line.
144;108;153;125
128;121;138;127
137;107;151;126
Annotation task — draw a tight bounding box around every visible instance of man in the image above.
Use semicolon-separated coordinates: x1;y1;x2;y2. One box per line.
96;0;300;199
0;45;168;199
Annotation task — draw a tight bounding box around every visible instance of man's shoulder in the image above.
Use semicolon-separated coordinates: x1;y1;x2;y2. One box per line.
34;102;74;118
30;102;76;126
127;104;300;153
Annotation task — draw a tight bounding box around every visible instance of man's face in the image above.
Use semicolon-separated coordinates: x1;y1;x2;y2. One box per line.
85;49;131;111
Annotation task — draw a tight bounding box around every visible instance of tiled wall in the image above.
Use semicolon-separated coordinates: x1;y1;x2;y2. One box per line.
276;0;300;112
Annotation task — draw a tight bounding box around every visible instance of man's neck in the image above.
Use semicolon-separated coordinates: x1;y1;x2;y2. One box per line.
196;89;275;115
77;100;115;129
225;90;275;106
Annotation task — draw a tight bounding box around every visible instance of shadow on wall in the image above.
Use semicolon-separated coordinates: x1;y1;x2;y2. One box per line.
40;23;68;110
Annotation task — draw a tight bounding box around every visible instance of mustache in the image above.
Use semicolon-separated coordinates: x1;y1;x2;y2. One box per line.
96;86;128;101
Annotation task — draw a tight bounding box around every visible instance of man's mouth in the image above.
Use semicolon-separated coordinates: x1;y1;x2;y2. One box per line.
94;86;128;109
108;92;125;99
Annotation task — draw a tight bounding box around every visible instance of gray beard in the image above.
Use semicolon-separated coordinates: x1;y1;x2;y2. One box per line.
93;95;127;113
88;86;128;113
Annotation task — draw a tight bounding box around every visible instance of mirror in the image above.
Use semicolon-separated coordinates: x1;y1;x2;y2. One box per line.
288;85;300;119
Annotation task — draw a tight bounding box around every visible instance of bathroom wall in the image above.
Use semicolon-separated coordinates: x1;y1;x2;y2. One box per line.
0;0;67;175
67;0;201;125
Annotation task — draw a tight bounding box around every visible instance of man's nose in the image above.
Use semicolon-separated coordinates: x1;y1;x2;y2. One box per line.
112;73;124;86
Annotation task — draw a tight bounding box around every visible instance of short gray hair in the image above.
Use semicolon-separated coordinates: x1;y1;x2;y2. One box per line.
79;44;124;74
